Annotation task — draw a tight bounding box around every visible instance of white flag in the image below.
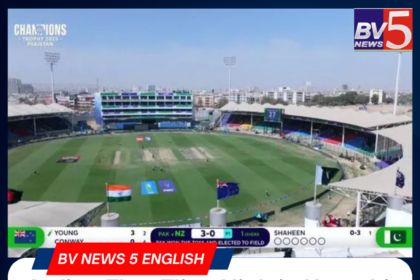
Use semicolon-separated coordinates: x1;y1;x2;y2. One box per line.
315;165;323;185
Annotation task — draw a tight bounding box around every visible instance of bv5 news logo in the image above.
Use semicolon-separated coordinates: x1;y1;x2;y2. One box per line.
354;8;412;51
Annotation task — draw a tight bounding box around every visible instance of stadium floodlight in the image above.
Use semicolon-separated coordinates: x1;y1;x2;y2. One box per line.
45;52;61;104
393;52;402;116
224;56;236;101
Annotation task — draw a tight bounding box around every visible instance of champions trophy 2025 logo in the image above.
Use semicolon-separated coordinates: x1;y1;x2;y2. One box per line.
14;23;67;47
354;9;412;51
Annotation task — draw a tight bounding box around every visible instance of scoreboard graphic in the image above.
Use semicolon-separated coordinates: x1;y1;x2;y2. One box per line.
7;227;413;249
264;108;282;123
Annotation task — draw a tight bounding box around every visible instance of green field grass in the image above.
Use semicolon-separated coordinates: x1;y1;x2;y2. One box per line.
8;132;342;225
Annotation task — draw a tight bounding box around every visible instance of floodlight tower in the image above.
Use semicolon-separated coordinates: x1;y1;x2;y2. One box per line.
45;52;61;103
393;52;402;115
224;56;236;101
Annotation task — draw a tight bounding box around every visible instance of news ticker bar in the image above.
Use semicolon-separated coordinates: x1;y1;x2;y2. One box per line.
8;227;412;249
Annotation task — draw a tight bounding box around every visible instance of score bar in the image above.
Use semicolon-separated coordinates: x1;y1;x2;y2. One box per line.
7;227;412;249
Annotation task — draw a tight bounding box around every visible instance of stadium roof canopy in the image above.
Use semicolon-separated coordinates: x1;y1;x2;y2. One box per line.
329;124;412;198
8;103;73;118
8;201;103;257
8;201;103;227
220;102;412;129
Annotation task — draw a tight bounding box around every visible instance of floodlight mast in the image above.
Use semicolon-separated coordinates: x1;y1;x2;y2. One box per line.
393;52;402;116
224;56;236;102
45;52;60;104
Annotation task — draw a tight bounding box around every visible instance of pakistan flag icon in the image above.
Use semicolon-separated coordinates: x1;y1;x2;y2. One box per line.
376;228;412;248
385;230;406;244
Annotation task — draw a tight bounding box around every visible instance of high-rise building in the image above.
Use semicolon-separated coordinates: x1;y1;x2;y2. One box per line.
21;84;34;94
369;89;386;104
77;92;95;110
194;94;215;108
146;85;156;92
85;87;98;94
8;78;22;94
281;91;306;104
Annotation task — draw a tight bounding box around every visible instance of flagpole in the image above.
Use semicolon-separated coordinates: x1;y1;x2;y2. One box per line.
216;179;220;209
314;166;318;203
106;182;110;217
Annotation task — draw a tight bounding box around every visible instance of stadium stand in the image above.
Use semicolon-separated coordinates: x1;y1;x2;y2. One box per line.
8;103;74;143
8;116;72;139
8;103;73;117
220;102;412;197
221;114;375;153
220;113;232;127
158;121;190;129
73;120;93;132
219;102;406;155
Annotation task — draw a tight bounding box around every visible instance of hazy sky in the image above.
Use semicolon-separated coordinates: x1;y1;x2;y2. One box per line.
8;9;413;90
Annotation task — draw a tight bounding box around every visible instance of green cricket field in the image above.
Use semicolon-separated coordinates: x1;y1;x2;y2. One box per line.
8;132;342;225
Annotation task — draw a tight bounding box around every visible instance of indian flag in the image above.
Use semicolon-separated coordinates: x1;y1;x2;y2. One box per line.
107;185;132;202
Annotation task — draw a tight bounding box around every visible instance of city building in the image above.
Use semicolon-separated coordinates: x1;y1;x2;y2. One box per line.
295;91;305;104
8;78;22;94
55;94;76;108
214;94;229;105
282;91;306;104
264;91;282;100
228;93;247;104
194;94;215;108
146;85;156;92
283;91;294;103
76;92;95;111
85;87;98;94
21;84;34;94
369;89;386;104
278;86;292;92
227;91;262;104
35;94;53;104
55;95;71;107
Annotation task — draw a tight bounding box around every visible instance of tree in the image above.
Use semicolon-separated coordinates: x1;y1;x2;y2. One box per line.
311;94;324;104
217;97;229;109
276;99;289;106
341;91;358;105
247;97;256;104
399;94;412;105
384;97;394;104
18;97;33;105
260;96;276;105
371;94;379;105
354;94;370;105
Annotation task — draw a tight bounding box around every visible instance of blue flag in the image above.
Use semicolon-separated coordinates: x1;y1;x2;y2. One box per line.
396;170;405;188
14;230;36;244
217;182;240;200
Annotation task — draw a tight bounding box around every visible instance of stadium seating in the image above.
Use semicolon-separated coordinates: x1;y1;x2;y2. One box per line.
8;132;18;140
73;121;93;132
223;115;252;128
220;113;231;127
221;114;376;154
8;117;72;140
158;121;189;129
36;117;71;133
8;120;34;138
